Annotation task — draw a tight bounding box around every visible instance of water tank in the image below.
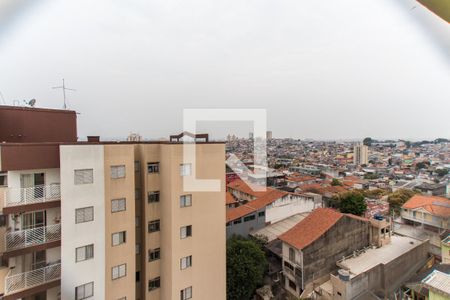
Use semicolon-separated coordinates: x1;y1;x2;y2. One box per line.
338;269;350;281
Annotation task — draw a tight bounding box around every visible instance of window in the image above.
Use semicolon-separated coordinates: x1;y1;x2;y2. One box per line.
111;165;126;179
0;173;7;186
180;194;192;207
243;214;256;222
180;225;192;239
134;161;140;172
112;263;127;280
179;163;192;176
148;220;160;233
75;207;94;224
284;261;294;271
136;271;140;282
135;216;140;227
289;248;295;262
148;277;160;291
136;244;140;254
149;248;161;262
288;279;296;291
112;231;126;246
74;169;93;185
75;282;94;300
148;191;160;203
181;286;192;300
180;255;192;270
111;198;126;213
258;211;265;217
147;162;159;173
76;244;94;262
233;219;242;225
226;222;231;227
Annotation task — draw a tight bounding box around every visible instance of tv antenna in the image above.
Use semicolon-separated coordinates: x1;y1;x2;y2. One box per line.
23;99;36;107
52;78;75;109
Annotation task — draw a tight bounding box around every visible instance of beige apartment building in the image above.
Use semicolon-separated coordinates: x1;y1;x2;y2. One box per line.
0;105;226;300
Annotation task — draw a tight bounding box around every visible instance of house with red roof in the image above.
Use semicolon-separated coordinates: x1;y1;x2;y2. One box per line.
278;208;371;298
226;180;322;238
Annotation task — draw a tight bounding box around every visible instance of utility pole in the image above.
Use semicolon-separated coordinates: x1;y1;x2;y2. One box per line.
52;79;75;109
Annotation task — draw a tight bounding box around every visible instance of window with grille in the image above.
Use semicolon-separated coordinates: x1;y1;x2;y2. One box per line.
111;198;126;213
147;191;160;203
179;163;192;176
148;220;160;233
147;162;159;173
75;282;94;300
180;225;192;239
149;248;161;262
180;255;192;270
74;169;93;185
180;194;192;207
112;263;127;280
111;165;126;179
148;277;160;291
75;207;94;224
181;286;192;300
76;244;94;262
112;231;126;246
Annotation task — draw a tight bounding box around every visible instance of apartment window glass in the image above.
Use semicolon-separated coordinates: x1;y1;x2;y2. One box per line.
180;194;192;207
74;169;93;185
134;161;140;172
289;248;295;262
111;198;126;213
258;211;265;217
112;263;127;280
147;162;159;173
243;214;256;222
181;286;193;300
148;277;160;291
149;248;161;262
233;219;242;224
136;244;140;254
112;231;126;246
148;191;160;203
0;173;7;186
75;207;94;224
111;165;126;179
76;244;94;262
180;225;192;239
179;163;192;176
180;255;192;270
148;220;160;233
75;282;94;300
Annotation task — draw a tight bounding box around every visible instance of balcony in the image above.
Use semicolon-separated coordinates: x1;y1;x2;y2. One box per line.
4;263;61;296
5;224;61;252
2;185;61;214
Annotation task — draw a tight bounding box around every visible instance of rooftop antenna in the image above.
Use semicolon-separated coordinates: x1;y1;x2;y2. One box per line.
23;99;36;107
52;78;75;109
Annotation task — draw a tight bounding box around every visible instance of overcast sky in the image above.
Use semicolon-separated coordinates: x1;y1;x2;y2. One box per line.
0;0;449;141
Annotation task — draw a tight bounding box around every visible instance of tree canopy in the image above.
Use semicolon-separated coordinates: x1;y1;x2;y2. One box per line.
227;236;268;300
388;189;419;213
330;191;367;216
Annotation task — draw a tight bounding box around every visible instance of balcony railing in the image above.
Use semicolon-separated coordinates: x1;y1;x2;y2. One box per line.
4;184;61;207
5;263;61;295
5;224;61;251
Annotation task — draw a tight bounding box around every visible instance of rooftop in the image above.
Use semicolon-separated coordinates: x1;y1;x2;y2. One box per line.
422;270;450;296
402;195;450;218
337;235;425;278
250;212;310;242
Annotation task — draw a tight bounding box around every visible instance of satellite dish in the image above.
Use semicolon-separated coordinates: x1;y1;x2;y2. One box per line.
29;99;36;107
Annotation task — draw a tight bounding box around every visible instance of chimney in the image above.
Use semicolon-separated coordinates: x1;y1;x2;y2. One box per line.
87;136;100;143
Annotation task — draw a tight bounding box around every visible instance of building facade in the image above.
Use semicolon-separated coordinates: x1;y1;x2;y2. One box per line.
353;143;368;166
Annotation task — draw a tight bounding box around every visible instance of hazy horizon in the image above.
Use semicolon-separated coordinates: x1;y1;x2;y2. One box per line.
1;0;449;141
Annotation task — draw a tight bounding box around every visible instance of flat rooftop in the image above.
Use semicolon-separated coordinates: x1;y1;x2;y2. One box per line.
338;235;425;278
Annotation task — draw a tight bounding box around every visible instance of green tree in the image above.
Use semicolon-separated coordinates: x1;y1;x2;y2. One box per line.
436;168;449;177
227;237;268;300
363;137;373;146
331;178;342;186
416;161;430;170
387;189;418;214
332;191;367;216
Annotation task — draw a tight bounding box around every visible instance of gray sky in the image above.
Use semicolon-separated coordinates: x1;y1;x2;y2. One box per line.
0;0;449;141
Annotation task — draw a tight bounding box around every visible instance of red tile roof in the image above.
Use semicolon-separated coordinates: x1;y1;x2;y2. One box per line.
279;208;368;250
226;188;288;222
402;195;450;218
226;192;238;205
227;179;271;198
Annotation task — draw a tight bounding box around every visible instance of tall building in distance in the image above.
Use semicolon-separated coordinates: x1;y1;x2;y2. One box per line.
266;131;273;140
0;105;226;300
353;142;369;165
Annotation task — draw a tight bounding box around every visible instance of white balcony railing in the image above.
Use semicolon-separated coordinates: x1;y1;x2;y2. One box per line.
5;224;61;251
4;184;61;207
5;263;61;295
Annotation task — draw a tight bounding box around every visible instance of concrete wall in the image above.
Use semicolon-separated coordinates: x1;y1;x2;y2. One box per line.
266;194;317;224
226;208;266;238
